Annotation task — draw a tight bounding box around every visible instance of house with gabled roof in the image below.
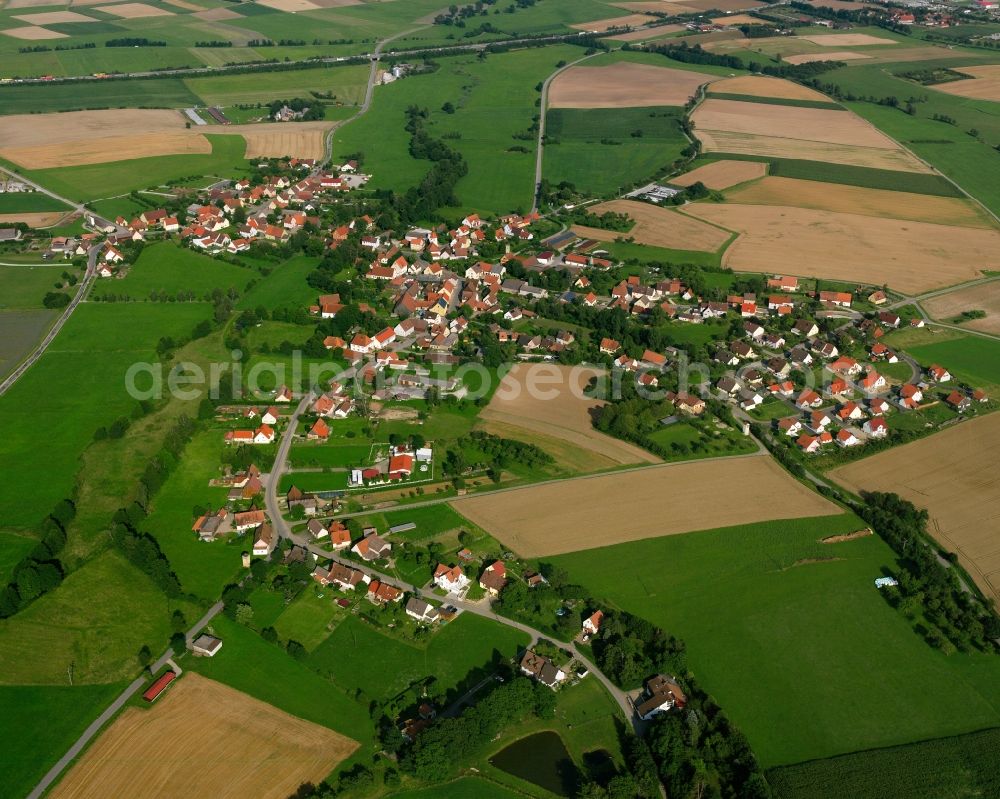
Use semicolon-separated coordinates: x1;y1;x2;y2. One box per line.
863;416;888;438
520;650;565;689
434;563;470;595
352;532;391;562
635;674;687;720
406;597;441;623
479;560;507;597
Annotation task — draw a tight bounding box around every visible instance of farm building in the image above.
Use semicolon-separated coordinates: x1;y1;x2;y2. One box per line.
191;634;223;657
142;670;176;702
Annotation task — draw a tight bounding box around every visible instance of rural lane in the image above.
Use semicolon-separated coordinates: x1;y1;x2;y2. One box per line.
531;47;614;214
26;601;224;799
0;243;100;398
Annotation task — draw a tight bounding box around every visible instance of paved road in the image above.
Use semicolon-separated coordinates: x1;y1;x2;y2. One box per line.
0;243;100;397
26;600;224;799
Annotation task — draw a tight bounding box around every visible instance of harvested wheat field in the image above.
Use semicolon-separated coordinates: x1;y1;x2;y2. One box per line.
607;24;685;41
671;159;766;190
455;454;839;557
13;10;96;22
831;414;1000;604
549;62;715;108
477;417;623;474
725;176;994;228
570;13;655;31
709;75;831;101
613;1;700;12
695;130;929;172
5;131;210;169
574;198;730;251
711;13;765;25
94;2;172;16
684;0;760;10
784;50;871;65
923;282;1000;335
193;6;243;19
228;121;334;160
686;204;1000;293
257;0;320;9
50;673;359;799
799;33;898;46
478;364;659;467
0;211;70;227
0;25;66;38
0;109;209;168
931;65;1000;101
804;0;868;9
695;98;897;149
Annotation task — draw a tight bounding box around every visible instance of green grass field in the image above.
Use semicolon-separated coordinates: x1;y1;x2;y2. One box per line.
767;727;1000;799
0;550;175;684
551;514;1000;767
307;613;529;702
186;614;374;749
141;428;244;601
289;442;370;469
18;134;249;202
0;309;56;380
544;107;689;196
0;682;127;799
906;334;1000;392
0;302;212;532
184;63;368;107
0;264;73;309
335;45;585;215
0;192;70;213
107;241;256;301
388;778;527;799
0;78;200;115
0;530;35;584
236;253;320;311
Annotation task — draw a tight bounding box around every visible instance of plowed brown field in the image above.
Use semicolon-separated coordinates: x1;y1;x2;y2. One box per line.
923;282;1000;335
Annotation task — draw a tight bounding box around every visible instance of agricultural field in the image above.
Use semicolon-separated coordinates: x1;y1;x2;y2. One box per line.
0;302;213;532
185;615;372;744
0;682;127;799
707;74;833;102
767;727;1000;799
572;198;731;253
670;158;766;190
307;613;529;700
334;45;584;215
929;64;1000;101
923;282;1000;334
183;62;368;107
551;514;1000;767
543;106;689;195
903;332;1000;391
692;96;930;172
0;309;56;379
0;550;175;684
0;191;69;213
49;673;358;799
454;454;839;557
830;413;1000;604
107;241;257;300
141;428;243;601
19;133;250;201
548;61;716;108
686;203;1000;294
724;176;994;227
476;363;658;468
0;109;209;170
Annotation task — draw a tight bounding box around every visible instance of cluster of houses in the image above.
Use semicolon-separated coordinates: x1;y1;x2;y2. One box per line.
192;507;276;557
348;445;432;487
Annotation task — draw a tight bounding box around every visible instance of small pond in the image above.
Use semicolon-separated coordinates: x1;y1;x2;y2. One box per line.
490;730;578;796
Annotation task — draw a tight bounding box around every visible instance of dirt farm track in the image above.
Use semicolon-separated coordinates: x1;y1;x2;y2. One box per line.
454;454;840;557
49;673;358;799
830;414;1000;605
